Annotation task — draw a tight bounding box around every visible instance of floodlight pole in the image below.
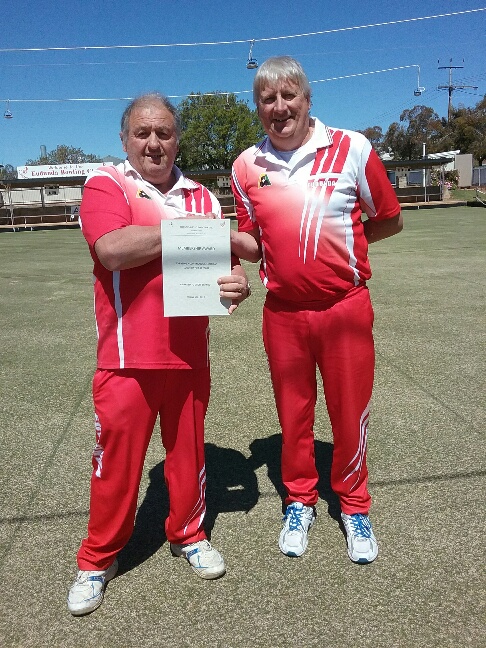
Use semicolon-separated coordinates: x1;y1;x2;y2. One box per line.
438;61;478;122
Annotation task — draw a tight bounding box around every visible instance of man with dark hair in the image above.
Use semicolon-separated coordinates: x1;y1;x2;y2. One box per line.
67;92;250;616
231;56;402;564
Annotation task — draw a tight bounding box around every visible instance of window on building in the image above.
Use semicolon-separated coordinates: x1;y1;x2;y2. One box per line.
407;171;422;186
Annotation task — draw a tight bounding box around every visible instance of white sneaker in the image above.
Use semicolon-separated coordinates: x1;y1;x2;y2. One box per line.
341;513;379;564
170;540;226;580
67;559;118;616
279;502;316;557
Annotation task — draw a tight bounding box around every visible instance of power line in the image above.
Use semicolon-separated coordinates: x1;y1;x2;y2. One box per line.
0;40;481;71
0;56;243;68
0;9;484;52
310;65;421;85
0;64;423;105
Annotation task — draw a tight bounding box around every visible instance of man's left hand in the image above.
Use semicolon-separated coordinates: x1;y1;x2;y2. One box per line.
217;275;251;314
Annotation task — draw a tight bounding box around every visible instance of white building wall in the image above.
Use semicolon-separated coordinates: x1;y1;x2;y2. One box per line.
454;154;473;187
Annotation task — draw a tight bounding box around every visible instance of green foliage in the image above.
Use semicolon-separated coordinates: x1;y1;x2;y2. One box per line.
379;95;486;163
25;144;101;165
177;93;265;170
0;163;17;180
448;96;486;165
357;126;384;153
382;105;445;160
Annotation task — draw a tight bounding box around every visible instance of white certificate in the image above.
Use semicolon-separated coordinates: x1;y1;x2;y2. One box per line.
161;218;231;317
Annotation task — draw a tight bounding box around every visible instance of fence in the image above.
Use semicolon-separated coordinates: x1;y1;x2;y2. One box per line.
0;182;237;231
0;184;83;230
472;166;486;187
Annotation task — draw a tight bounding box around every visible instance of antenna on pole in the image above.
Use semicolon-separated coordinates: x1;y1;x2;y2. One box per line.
438;59;478;122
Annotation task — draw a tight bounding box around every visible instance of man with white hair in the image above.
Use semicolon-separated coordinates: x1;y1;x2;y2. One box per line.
231;57;402;564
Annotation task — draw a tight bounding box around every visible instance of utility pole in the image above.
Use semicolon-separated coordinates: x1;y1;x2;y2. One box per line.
438;60;478;122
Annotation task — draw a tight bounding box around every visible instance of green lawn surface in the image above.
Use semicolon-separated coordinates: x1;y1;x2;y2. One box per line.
0;207;484;648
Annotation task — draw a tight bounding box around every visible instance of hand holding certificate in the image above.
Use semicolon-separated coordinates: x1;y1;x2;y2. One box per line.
161;217;232;317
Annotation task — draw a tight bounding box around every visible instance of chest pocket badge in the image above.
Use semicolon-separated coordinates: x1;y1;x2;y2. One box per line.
258;173;272;188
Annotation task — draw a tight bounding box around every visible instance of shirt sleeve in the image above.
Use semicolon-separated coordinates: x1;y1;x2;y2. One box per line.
79;173;131;248
358;142;401;221
231;159;257;233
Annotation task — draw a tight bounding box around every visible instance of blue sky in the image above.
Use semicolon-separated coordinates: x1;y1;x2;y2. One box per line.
1;0;484;168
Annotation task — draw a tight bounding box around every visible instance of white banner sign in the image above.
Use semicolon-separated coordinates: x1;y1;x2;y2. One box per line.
16;162;114;180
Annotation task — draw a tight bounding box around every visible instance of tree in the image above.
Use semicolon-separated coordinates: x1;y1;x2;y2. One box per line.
177;93;265;171
25;145;101;165
381;121;404;159
383;105;445;160
357;126;384;154
448;95;486;165
0;164;17;180
361;95;486;163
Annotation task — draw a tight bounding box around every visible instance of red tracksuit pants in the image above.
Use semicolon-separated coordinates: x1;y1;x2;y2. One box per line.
262;285;374;515
77;367;210;571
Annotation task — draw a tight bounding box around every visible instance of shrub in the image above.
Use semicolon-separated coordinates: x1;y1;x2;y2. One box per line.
430;169;459;189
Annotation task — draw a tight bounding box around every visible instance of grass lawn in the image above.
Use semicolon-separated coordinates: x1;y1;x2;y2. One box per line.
449;187;483;201
0;207;484;648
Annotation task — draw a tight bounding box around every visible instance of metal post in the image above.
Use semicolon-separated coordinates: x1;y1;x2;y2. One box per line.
423;143;427;203
6;184;16;231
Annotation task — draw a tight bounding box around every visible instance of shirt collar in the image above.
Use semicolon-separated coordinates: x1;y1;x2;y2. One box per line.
122;160;198;193
255;117;333;166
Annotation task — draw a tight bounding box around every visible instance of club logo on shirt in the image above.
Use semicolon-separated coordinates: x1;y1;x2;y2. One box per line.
258;173;271;188
137;189;152;199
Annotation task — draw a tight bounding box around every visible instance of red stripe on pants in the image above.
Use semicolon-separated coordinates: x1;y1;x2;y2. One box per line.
77;367;210;571
262;286;374;514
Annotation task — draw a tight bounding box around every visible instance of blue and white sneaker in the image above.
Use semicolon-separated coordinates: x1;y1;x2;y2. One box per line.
279;502;316;557
170;540;226;579
67;559;118;616
341;513;379;564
